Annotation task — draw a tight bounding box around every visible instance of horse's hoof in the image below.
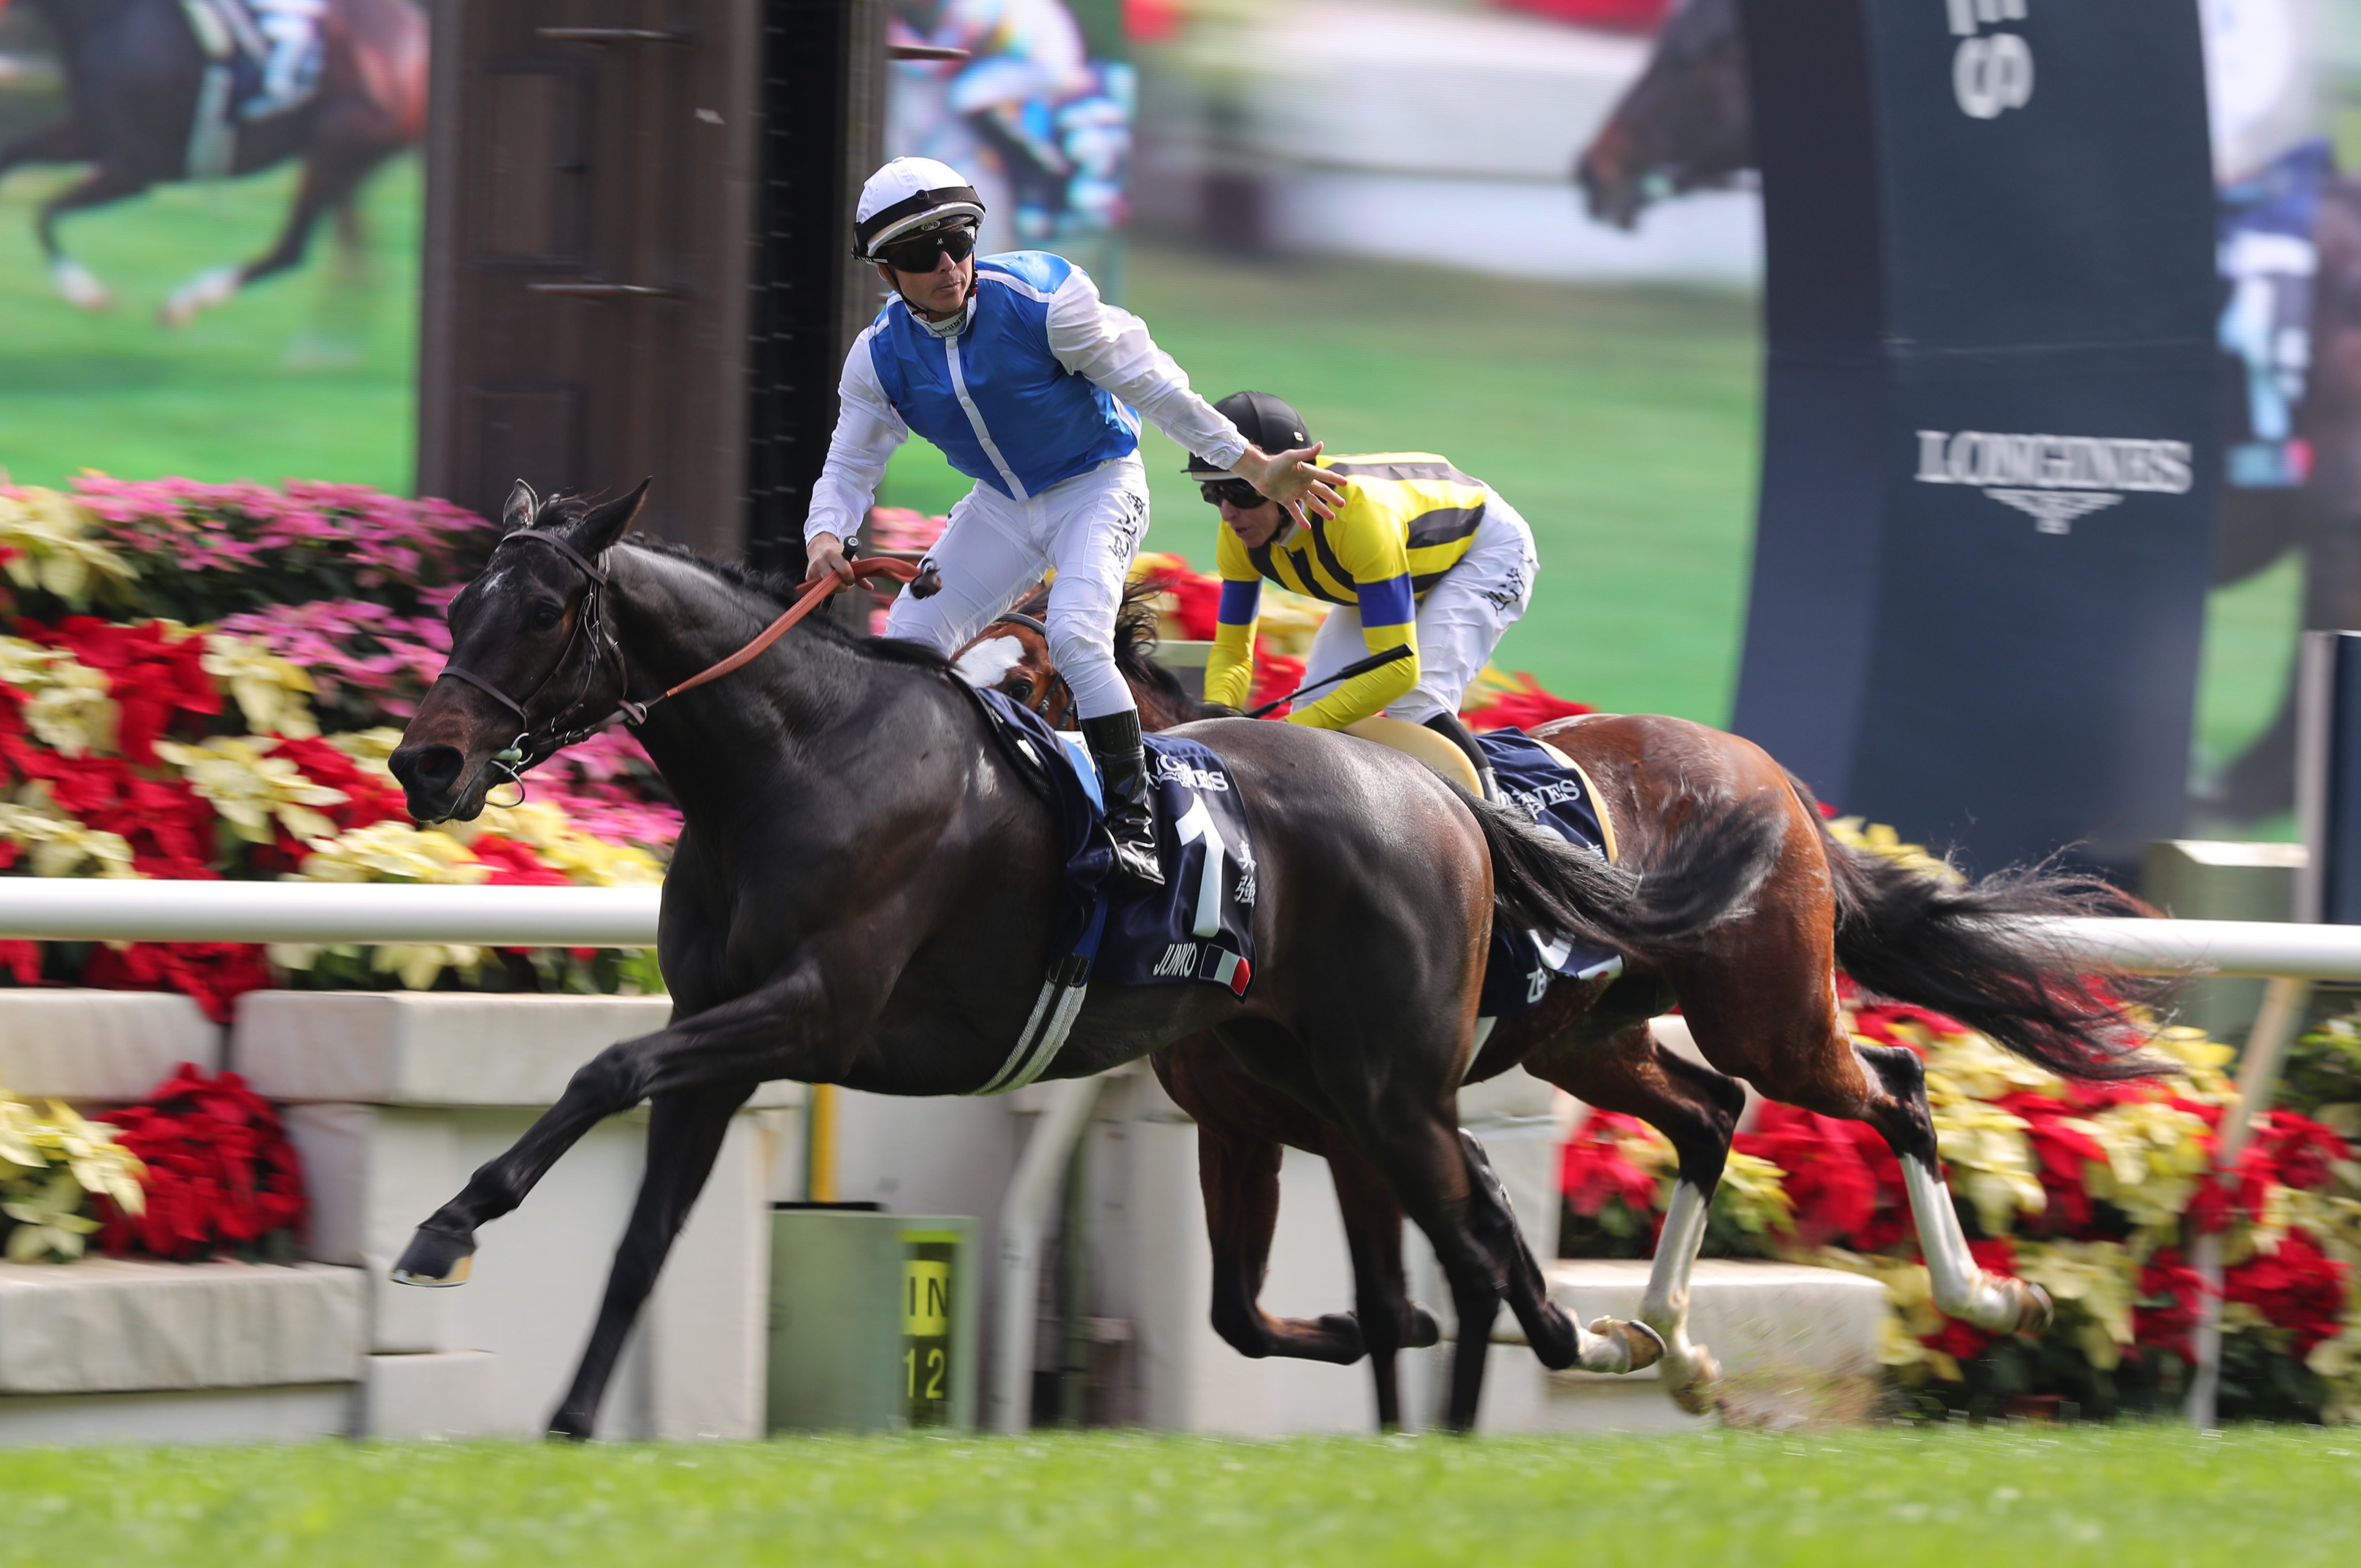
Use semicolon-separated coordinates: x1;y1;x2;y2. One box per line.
50;258;111;312
2013;1280;2054;1335
390;1226;476;1287
1404;1304;1442;1350
1586;1316;1666;1374
159;265;240;329
1666;1345;1722;1414
1315;1312;1369;1360
545;1414;593;1443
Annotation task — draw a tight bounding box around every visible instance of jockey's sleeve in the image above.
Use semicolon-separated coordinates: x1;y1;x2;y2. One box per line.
1290;491;1421;730
1204;525;1263;709
805;327;912;547
1043;267;1248;470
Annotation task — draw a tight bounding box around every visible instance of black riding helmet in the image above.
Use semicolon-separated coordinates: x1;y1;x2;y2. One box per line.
1184;390;1311;479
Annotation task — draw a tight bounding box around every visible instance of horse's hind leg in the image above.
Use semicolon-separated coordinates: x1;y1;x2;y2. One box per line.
161;141;392;326
547;1083;751;1440
1862;1041;2052;1333
1680;971;2050;1337
1524;1020;1745;1413
36;162;148;310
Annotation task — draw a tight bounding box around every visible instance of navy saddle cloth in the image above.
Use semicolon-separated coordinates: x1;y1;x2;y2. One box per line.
1475;728;1624;1017
973;689;1257;997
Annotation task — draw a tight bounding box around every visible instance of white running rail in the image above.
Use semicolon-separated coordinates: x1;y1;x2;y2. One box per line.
0;880;661;948
0;889;2350;977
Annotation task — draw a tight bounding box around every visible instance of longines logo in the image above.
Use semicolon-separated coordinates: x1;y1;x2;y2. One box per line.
1914;429;2194;535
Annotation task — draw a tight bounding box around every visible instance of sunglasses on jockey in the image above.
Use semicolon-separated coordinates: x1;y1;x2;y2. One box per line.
1199;478;1270;511
875;221;978;275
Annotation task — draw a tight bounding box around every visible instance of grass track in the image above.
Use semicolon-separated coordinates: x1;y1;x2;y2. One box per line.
2;1427;2357;1566
0;156;421;496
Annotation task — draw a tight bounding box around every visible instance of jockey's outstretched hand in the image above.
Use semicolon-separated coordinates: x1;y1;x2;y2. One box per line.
803;532;856;587
1236;443;1345;522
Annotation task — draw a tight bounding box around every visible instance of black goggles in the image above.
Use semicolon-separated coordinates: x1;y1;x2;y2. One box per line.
877;224;978;274
1199;478;1267;510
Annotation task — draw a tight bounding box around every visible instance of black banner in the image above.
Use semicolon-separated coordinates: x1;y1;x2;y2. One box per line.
1731;0;2217;873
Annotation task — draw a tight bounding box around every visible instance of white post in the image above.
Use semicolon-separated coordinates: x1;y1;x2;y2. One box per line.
2185;973;2311;1429
990;1075;1102;1433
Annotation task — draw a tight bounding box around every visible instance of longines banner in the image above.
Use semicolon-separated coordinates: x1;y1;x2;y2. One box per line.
1729;0;2217;873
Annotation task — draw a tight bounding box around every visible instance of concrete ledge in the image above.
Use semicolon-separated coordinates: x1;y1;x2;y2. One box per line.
0;990;221;1100
233;991;799;1108
1467;1259;1888;1432
0;1384;354;1447
0;1259;364;1394
363;1351;498;1439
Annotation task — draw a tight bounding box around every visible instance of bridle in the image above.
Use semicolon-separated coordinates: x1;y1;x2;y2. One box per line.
432;534;926;801
986;609;1074;727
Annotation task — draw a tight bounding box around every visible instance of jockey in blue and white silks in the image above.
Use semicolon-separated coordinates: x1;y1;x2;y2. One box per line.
803;156;1340;892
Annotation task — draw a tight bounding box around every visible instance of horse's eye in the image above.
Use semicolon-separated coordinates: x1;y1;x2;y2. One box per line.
527;600;563;631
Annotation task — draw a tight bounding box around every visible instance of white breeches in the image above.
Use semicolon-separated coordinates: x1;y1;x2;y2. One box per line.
1298;495;1539;725
882;453;1151;720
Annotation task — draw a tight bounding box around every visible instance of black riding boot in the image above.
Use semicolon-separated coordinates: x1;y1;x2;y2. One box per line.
1083;710;1165;891
1423;713;1499;802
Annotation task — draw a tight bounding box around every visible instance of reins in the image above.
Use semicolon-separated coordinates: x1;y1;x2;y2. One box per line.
434;537;932;797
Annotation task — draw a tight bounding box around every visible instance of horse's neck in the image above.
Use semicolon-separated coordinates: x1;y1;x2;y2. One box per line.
605;548;949;831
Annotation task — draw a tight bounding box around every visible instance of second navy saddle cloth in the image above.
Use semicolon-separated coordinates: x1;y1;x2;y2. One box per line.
1474;728;1623;1017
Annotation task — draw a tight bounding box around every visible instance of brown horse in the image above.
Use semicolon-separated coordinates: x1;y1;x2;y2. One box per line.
961;605;2160;1427
1575;0;2361;821
0;0;425;322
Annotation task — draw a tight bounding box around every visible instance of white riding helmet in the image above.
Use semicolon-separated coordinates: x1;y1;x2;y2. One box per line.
854;157;987;261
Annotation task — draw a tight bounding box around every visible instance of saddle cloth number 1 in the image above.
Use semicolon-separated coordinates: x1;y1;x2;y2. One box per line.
1173;795;1226;939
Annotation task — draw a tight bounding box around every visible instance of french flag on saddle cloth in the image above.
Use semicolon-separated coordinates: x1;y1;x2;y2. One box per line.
1475;728;1625;1019
965;689;1259;1095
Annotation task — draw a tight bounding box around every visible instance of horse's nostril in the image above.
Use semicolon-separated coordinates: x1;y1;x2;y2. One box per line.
392;744;466;796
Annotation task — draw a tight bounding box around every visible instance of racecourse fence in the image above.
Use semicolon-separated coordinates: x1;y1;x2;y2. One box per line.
2;883;2335;1431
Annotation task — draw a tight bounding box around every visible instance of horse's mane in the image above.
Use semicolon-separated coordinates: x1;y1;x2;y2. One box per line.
1112;580;1212;722
522;495;950;673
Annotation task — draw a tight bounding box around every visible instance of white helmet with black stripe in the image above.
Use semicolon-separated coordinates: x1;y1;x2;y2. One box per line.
854;157;988;261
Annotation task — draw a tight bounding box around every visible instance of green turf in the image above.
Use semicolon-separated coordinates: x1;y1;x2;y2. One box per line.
0;154;421;496
0;1426;2354;1566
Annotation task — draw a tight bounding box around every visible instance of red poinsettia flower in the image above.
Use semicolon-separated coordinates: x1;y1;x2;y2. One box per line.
2225;1232;2350;1355
2134;1246;2208;1360
95;1063;306;1260
1735;1103;1908;1250
81;943;274;1024
1558;1111;1662;1218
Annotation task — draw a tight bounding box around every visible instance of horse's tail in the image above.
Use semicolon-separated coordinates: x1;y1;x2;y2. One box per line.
1789;774;2167;1082
1452;781;1783;958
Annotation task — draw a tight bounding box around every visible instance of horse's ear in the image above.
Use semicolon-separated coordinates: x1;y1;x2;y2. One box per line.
502;479;540;533
567;477;652;555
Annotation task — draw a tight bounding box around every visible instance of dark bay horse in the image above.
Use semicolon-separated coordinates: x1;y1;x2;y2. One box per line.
0;0;425;322
965;607;2159;1426
381;484;1787;1438
1576;0;2361;821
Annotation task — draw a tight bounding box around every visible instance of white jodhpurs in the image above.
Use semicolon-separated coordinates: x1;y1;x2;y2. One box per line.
882;453;1152;720
1298;495;1539;725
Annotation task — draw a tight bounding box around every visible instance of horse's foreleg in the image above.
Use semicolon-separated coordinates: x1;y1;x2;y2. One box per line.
547;1083;751;1441
393;967;834;1287
1525;1022;1745;1413
36;163;148;311
161;142;391;327
1323;1138;1436;1430
1859;1042;2052;1334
